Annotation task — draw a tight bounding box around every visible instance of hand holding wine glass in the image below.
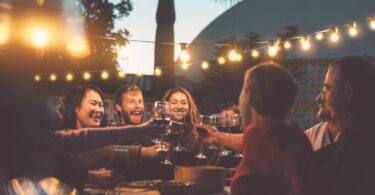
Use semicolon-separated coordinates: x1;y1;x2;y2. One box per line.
152;100;173;165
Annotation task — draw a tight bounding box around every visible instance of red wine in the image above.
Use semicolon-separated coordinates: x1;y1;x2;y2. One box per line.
154;117;171;126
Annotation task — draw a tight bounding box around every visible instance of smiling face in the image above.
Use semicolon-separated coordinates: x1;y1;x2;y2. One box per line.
169;92;189;122
316;67;338;122
116;91;144;125
75;89;104;129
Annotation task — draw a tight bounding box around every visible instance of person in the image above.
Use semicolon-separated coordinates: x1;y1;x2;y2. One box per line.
162;87;220;166
199;63;314;195
114;84;145;126
314;56;375;195
216;103;243;168
113;84;165;181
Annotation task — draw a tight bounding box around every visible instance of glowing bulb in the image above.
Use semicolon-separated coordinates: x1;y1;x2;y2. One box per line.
136;70;143;77
228;49;238;62
179;50;191;63
251;49;259;58
201;61;209;70
284;41;291;49
67;35;88;57
34;74;41;82
36;0;45;5
117;45;129;60
32;28;48;48
49;74;57;82
118;71;126;78
83;72;91;80
347;22;358;37
181;63;189;70
369;17;375;30
330;27;340;43
235;53;243;61
0;23;10;45
101;71;109;80
218;57;226;64
330;33;339;43
179;43;190;63
154;68;162;76
65;73;74;82
315;32;324;41
300;36;311;51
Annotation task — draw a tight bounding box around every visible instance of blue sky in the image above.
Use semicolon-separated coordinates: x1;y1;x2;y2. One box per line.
114;0;233;75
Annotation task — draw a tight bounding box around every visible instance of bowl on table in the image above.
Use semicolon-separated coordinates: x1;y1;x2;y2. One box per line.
154;180;196;195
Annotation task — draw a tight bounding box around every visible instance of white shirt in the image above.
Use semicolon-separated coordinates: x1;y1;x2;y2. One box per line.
304;122;340;151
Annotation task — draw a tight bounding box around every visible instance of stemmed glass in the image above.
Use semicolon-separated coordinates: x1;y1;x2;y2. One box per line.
168;115;187;152
218;113;232;157
200;115;219;150
229;114;244;158
153;101;173;165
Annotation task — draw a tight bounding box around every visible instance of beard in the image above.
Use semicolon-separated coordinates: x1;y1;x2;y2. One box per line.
121;110;143;125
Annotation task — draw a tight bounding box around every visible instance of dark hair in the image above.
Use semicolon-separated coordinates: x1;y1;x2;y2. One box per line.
329;55;375;121
219;102;240;114
246;63;298;119
62;85;106;129
114;84;143;116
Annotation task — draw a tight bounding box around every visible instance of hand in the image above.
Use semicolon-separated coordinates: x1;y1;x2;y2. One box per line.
141;142;171;159
196;124;220;144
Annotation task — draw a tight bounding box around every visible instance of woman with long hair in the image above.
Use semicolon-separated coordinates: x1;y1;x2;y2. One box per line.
163;87;218;166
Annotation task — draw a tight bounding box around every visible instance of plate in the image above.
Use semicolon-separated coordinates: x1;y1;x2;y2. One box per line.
121;180;161;188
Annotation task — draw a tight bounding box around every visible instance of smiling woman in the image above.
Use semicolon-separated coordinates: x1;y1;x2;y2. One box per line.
62;85;107;129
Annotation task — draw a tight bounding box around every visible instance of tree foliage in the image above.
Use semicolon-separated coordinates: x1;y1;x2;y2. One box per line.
77;0;133;71
194;25;303;112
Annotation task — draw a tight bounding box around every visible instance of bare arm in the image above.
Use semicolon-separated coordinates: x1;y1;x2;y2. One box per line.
197;124;243;153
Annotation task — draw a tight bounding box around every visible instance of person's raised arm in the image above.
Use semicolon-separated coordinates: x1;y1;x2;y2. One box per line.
53;121;161;153
197;124;243;153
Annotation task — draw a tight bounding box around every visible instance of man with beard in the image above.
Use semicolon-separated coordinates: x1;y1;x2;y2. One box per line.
314;56;375;195
304;93;341;151
114;85;164;180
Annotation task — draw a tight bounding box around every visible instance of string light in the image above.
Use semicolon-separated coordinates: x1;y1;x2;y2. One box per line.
268;40;279;57
101;71;109;80
283;41;292;49
179;43;191;63
181;63;189;70
235;53;243;61
347;22;358;37
49;74;57;82
31;27;49;48
83;72;91;80
368;16;375;30
0;23;10;45
315;32;324;41
251;49;259;58
34;74;41;82
300;35;311;51
67;35;89;57
154;67;162;76
330;27;340;43
65;73;74;82
136;70;143;77
118;71;126;78
201;61;209;70
117;43;129;60
217;57;226;64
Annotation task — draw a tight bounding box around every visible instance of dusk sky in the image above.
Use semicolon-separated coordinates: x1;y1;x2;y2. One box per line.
114;0;234;75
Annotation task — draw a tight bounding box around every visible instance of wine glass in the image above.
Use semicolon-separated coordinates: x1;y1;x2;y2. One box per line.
229;114;244;159
217;113;232;157
153;101;173;165
199;115;218;150
168;114;187;152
